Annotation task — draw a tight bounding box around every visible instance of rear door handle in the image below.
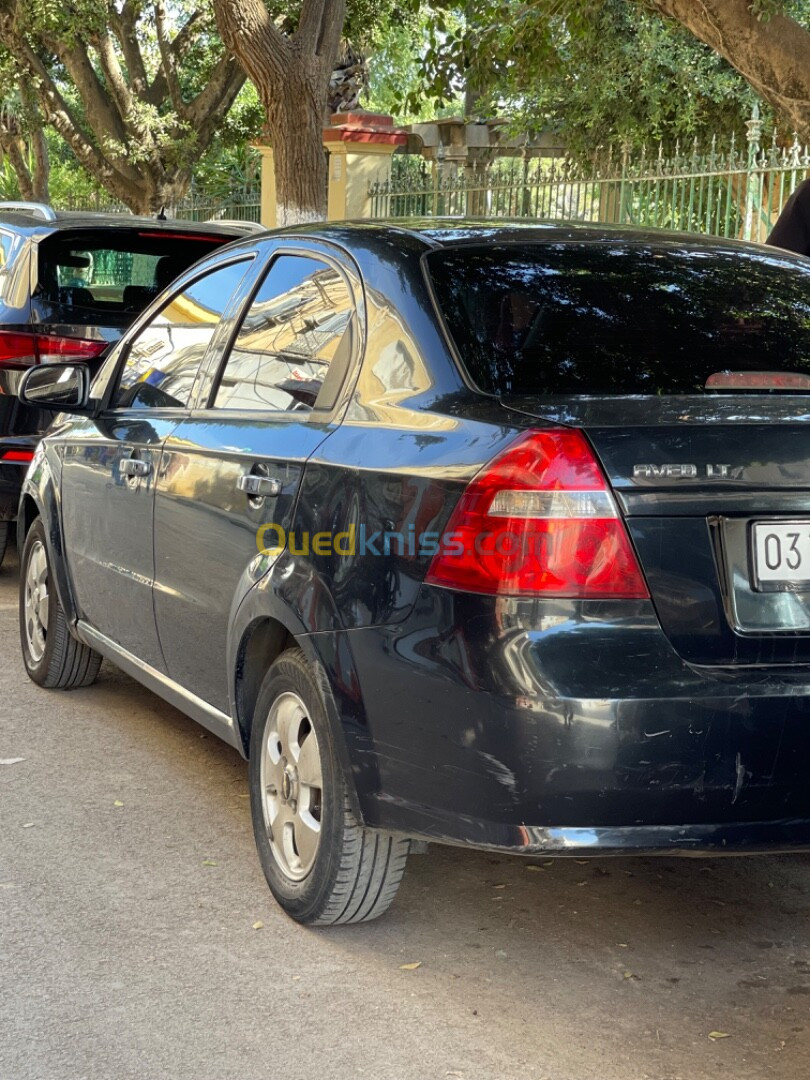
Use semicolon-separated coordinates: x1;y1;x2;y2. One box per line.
237;474;282;498
120;458;151;478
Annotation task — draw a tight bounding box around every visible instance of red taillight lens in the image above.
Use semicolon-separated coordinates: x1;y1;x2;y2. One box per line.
425;429;649;599
0;449;34;462
0;331;106;369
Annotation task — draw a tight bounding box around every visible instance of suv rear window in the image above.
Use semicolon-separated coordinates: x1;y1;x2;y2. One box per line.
36;230;230;326
427;243;810;395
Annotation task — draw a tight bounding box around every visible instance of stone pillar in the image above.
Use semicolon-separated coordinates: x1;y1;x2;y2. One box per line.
323;113;408;221
253;143;277;228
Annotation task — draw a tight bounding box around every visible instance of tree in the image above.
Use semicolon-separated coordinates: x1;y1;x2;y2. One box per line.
646;1;810;140
213;0;347;224
0;83;49;201
420;2;810;145
0;0;246;213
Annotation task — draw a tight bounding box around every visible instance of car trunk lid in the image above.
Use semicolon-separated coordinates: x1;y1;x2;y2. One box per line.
501;393;810;667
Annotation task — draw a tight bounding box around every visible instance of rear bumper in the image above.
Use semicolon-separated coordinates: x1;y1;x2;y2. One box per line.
338;587;810;854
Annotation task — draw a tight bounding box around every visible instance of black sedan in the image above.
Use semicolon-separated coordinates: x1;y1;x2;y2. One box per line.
16;220;810;924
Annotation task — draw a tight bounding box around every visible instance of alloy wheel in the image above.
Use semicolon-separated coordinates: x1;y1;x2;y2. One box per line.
260;691;323;881
24;540;49;664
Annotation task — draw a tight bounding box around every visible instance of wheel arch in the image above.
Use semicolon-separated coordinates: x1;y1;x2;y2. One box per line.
18;470;79;628
229;581;369;824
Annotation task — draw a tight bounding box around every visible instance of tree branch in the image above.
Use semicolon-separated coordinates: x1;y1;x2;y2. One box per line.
95;29;133;119
111;5;149;98
171;10;204;60
186;54;246;131
19;80;48;201
0;122;34;201
312;0;346;62
154;0;187;116
42;35;129;146
213;0;292;85
0;19;141;201
296;0;327;50
648;0;810;135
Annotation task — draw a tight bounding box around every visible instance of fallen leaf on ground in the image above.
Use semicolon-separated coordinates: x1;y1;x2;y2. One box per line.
0;758;24;766
202;859;217;866
576;880;588;887
526;865;545;872
113;801;124;808
252;921;264;930
492;883;506;889
709;1031;731;1041
400;961;422;970
623;971;636;980
21;823;34;829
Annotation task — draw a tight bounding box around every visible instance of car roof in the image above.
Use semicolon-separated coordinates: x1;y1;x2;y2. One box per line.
0;205;252;241
260;217;801;263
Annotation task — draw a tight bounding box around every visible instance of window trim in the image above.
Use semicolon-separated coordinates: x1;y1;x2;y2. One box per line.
99;253;256;415
204;246;359;421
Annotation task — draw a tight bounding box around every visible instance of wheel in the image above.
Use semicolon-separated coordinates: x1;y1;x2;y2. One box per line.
249;648;409;925
20;518;102;689
0;521;8;568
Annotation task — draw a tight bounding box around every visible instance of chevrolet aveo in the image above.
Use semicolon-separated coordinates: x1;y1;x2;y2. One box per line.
17;220;810;925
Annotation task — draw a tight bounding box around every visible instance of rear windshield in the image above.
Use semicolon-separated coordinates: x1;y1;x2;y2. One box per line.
427;243;810;395
36;230;231;325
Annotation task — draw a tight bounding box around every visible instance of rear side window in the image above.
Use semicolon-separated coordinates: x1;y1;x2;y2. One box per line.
212;254;353;413
427;244;810;396
36;230;231;326
113;259;250;409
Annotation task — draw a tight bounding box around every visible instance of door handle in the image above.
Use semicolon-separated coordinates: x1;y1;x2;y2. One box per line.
120;458;151;478
237;474;282;498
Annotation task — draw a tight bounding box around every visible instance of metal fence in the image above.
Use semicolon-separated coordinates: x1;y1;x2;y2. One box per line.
369;106;810;242
54;184;261;223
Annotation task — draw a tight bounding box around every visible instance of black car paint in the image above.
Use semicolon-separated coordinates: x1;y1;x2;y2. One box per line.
20;220;810;857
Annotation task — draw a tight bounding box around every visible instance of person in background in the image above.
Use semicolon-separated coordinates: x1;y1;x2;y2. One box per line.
767;179;810;256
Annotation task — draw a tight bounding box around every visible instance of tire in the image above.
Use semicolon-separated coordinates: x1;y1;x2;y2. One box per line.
0;521;8;568
20;518;102;689
249;647;409;925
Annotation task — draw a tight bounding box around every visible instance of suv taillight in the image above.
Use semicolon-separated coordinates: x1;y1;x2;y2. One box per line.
425;429;649;599
0;331;107;369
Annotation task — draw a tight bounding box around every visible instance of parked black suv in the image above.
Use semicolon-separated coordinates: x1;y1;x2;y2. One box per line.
18;220;810;925
0;202;255;564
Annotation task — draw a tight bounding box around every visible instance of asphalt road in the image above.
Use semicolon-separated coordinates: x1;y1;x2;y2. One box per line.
2;543;810;1080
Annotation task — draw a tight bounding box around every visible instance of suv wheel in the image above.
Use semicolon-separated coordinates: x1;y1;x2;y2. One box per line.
249;648;409;925
20;518;102;689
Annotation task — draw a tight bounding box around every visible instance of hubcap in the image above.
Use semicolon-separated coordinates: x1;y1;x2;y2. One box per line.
260;691;323;881
24;540;49;664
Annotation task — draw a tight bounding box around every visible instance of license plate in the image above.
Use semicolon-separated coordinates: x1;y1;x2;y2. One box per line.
752;521;810;588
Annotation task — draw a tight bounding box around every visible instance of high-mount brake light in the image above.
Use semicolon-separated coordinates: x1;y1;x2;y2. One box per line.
706;371;810;391
425;428;649;599
137;231;223;242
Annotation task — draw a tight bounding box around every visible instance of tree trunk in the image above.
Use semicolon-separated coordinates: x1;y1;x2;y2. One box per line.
214;0;346;226
30;128;49;203
650;0;810;140
0;132;34;200
262;63;327;224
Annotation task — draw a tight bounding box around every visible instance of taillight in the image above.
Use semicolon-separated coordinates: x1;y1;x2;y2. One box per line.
0;449;34;462
425;429;649;599
0;331;106;369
